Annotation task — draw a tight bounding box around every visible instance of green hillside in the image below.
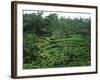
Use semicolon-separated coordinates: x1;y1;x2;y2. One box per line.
23;12;91;69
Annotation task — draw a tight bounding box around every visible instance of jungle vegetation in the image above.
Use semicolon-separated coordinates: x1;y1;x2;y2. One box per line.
23;11;91;69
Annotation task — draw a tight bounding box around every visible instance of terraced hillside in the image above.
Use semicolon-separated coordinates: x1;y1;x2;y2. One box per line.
23;12;91;69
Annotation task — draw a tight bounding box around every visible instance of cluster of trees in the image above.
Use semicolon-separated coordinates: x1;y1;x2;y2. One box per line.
23;11;91;69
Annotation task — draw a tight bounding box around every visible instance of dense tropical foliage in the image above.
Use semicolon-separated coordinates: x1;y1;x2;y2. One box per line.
23;11;91;69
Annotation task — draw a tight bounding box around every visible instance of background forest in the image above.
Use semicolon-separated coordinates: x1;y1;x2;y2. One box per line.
23;11;91;69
